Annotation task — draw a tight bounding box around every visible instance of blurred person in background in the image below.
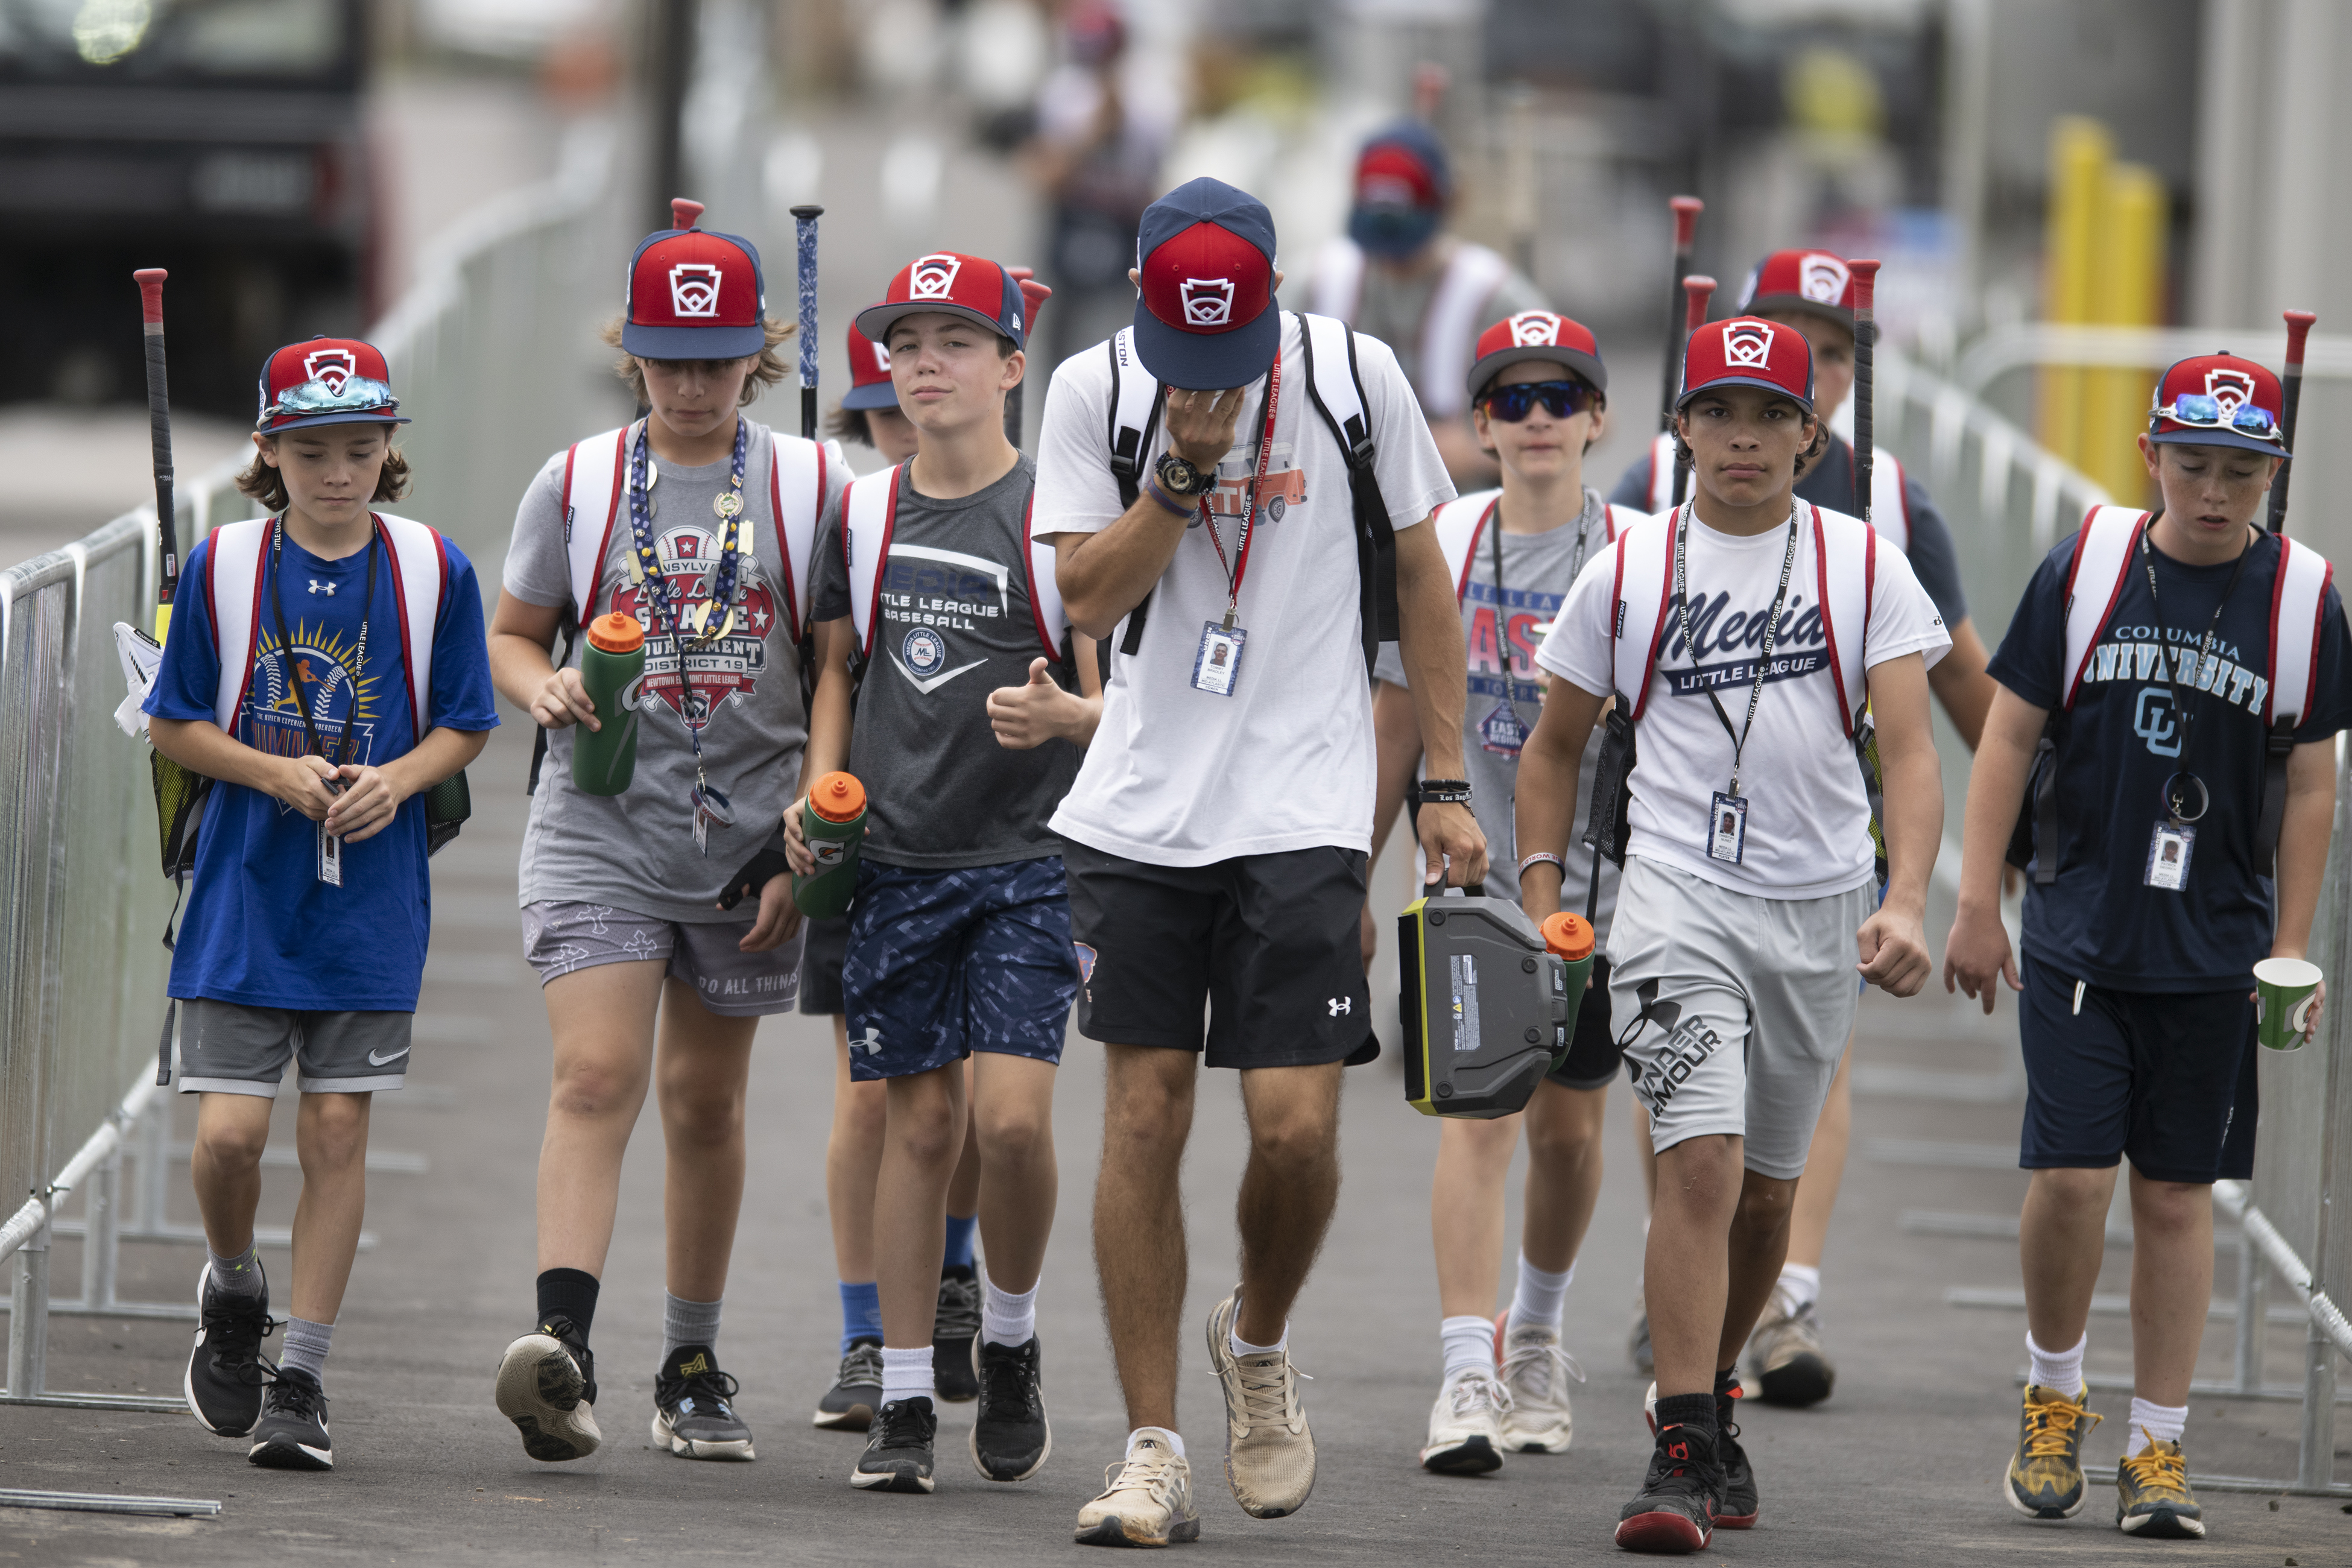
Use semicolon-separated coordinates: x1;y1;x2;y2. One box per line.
1307;119;1547;489
1022;0;1179;376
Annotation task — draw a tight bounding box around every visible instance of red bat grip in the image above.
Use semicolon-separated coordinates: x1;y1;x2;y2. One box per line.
2283;309;2317;368
670;197;704;230
1671;197;1702;253
1848;258;1880;314
1682;274;1715;335
135;267;167;326
1017;277;1052;326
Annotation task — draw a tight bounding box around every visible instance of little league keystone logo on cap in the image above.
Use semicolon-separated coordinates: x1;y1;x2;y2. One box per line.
1737;248;1867;337
623;215;769;361
1508;312;1561;347
1724;321;1775;367
1131;177;1280;390
2147;352;2290;457
256;336;408;432
853;251;1027;350
2204;367;2258;416
1677;315;1815;410
906;254;964;299
1798;254;1851;305
668;263;724;318
1465;309;1608;403
302;346;358;394
1181;277;1236;326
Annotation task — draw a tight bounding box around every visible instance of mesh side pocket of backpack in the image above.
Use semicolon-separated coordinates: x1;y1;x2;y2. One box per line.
423;767;471;856
151;748;210;880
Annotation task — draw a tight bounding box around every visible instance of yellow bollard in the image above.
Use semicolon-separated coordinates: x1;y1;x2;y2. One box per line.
2088;163;2166;507
2039;117;2110;475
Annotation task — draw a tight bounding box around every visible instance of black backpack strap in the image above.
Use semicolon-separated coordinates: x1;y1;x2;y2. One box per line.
526;616;581;795
1106;328;1167;659
2254;717;2298;868
1297;312;1398;674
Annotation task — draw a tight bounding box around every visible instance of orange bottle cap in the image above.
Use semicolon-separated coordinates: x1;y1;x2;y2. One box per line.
809;771;866;823
1541;911;1594;962
587;612;644;653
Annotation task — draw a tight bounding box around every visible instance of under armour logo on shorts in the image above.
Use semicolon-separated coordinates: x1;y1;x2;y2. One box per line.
1327;996;1351;1017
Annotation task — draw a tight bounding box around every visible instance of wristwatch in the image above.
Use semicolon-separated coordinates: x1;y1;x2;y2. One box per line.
1154;451;1213;498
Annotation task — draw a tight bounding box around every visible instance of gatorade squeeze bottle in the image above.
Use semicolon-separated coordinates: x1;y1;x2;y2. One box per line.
1540;912;1596;1068
571;612;645;796
792;772;867;918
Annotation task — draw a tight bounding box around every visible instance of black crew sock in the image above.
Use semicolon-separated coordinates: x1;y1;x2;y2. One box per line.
1652;1392;1718;1443
537;1268;601;1339
1713;1367;1743;1429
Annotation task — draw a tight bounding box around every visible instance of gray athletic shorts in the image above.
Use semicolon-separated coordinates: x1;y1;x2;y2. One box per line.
520;900;805;1017
1608;856;1871;1180
176;999;414;1098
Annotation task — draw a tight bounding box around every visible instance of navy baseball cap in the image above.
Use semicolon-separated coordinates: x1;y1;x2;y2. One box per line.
1348;119;1452;258
1131;177;1280;391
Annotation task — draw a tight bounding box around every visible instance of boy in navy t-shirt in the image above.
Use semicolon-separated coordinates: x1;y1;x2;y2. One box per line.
145;338;497;1471
1946;352;2351;1540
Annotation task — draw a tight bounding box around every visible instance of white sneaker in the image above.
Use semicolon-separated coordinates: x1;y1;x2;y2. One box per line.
1418;1365;1510;1475
1205;1289;1315;1518
1495;1312;1584;1453
1075;1431;1200;1547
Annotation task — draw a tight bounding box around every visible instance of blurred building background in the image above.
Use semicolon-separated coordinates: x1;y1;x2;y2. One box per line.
3;0;2347;565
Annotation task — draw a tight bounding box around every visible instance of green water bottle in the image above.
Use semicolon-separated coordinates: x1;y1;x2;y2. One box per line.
792;772;867;918
571;612;646;797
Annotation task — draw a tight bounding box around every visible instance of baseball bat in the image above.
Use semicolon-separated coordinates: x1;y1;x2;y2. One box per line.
1848;260;1882;529
1668;274;1716;509
134;268;179;644
1656;196;1702;435
2266;308;2316;534
790;204;824;442
670;197;704;230
1004;268;1052;448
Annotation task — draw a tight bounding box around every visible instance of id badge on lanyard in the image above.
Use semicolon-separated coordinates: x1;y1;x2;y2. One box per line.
1189;358;1280;699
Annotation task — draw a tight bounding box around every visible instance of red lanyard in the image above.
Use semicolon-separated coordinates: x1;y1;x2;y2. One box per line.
1200;351;1282;629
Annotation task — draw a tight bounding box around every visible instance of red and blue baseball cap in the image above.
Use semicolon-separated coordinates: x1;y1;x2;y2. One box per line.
841;324;899;411
1348;119;1450;258
622;211;768;360
1735;249;1868;337
2148;352;2290;458
1132;177;1279;391
1677;316;1815;412
855;252;1028;351
254;337;408;433
1465;311;1607;403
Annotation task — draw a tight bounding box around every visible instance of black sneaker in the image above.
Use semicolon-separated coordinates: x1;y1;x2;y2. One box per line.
651;1344;755;1461
850;1396;937;1493
248;1365;332;1470
1715;1383;1757;1529
814;1338;884;1432
971;1335;1051;1482
934;1266;981;1403
184;1262;277;1437
494;1313;601;1462
1614;1421;1721;1554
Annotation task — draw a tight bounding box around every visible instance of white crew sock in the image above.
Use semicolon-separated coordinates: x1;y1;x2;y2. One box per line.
1772;1262;1821;1317
1230;1321;1288;1358
1440;1314;1498;1380
2128;1396;2187;1453
1506;1253;1574;1335
880;1344;935;1404
981;1270;1037;1347
1128;1425;1186;1460
2026;1330;2086;1396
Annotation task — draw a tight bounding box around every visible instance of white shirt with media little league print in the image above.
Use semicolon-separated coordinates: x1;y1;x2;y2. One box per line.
1535;505;1949;900
1035;314;1455;867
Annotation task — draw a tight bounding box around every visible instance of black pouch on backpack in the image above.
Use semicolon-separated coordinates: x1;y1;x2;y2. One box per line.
2005;719;2061;880
1582;695;1637;868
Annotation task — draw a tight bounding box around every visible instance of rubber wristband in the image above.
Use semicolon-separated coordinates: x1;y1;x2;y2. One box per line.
1418;778;1473;805
1141;475;1195;518
1518;852;1565;879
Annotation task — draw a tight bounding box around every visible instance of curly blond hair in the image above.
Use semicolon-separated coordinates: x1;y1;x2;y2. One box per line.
600;317;795;406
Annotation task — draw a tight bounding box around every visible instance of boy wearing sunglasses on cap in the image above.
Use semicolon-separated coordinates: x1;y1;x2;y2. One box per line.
1365;312;1643;1475
1947;353;2350;1540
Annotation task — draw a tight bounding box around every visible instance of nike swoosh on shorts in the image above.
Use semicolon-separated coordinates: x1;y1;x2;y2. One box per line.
366;1046;411;1066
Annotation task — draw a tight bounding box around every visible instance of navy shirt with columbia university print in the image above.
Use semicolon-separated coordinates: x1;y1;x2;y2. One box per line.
1989;526;2352;993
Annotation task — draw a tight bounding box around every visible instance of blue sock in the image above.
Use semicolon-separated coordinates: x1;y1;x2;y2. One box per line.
839;1280;881;1353
943;1214;977;1272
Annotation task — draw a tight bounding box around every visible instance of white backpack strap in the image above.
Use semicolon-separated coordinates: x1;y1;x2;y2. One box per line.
2060;506;2150;709
1610;510;1677;721
765;431;828;641
2266;535;2335;725
1432;490;1500;600
1022;492;1068;663
1810;502;1877;739
1602;504;1639;546
1417;242;1511;417
561;425;631;628
1308;235;1365;322
375;513;446;738
204;518;273;732
1871;450;1910;554
843;464;900;659
1299;312;1374;460
1105;327;1164;496
1645;432;1677;513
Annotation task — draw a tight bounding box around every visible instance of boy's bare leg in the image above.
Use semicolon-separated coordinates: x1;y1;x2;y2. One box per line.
288;1092;373;1324
1634;1099;1657;1207
827;1020;887;1285
1643;1133;1745;1397
1094;1044;1197;1431
1233;1061;1344;1345
1718;1170;1801;1371
874;1063;969;1345
970;1052;1057;1295
1523;1083;1608;1274
2127;1170;2214;1409
534;959;666;1275
191;1092;274;1257
2020;1165;2120;1360
654;978;759;1301
947;1056;984;1228
1784;1046;1853;1268
1431;1115;1518;1317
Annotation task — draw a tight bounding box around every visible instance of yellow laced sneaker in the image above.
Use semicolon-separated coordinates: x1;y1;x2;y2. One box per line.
2003;1383;2100;1519
2116;1438;2205;1538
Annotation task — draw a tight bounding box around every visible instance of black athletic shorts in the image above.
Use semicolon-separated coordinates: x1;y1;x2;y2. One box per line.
1547;953;1618;1090
1064;841;1371;1069
797;915;849;1017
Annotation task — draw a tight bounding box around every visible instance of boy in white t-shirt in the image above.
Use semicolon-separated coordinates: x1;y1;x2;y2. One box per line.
1515;317;1949;1554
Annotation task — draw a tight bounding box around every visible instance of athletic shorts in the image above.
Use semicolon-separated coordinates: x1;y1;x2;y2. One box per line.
2017;954;2260;1184
176;999;413;1098
798;915;849;1017
842;858;1078;1083
1547;954;1618;1090
1607;856;1873;1180
520;900;805;1017
1064;841;1370;1070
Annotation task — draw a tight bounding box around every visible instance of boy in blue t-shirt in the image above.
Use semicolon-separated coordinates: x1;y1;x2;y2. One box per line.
1946;352;2351;1540
144;338;497;1472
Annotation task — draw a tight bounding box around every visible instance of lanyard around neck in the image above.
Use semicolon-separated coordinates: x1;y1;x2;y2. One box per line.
1489;491;1596;713
2139;519;2254;820
1199;353;1282;630
266;516;378;770
1674;501;1801;798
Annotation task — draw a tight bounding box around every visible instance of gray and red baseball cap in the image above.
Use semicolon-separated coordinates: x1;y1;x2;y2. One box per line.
1677;317;1815;412
254;337;408;432
841;324;898;412
1131;177;1280;391
2147;353;2291;458
622;213;768;360
1465;311;1607;403
855;251;1028;350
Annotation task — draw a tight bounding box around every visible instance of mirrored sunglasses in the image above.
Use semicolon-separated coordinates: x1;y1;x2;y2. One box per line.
263;375;398;422
2152;393;2282;443
1482;380;1596;423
